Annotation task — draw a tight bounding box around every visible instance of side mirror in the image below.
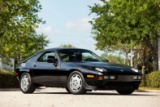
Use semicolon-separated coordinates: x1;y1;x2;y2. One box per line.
47;56;56;63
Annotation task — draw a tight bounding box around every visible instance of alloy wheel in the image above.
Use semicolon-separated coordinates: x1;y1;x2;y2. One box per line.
69;74;82;92
20;74;30;91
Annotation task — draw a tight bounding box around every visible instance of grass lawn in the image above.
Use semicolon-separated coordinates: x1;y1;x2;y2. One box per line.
139;87;160;91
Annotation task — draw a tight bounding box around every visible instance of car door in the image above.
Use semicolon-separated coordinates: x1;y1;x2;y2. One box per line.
31;51;60;87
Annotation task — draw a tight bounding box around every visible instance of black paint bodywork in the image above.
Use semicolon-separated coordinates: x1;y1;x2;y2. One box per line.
15;48;142;90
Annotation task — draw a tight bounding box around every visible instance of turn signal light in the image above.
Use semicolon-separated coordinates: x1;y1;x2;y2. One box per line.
98;75;103;80
87;75;94;78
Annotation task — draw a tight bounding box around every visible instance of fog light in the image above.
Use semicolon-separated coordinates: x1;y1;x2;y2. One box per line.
109;76;116;80
98;75;103;80
134;76;138;80
87;75;94;78
104;76;109;79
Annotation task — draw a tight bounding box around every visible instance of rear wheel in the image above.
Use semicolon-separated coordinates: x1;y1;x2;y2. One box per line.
67;71;87;94
20;73;36;93
116;89;135;95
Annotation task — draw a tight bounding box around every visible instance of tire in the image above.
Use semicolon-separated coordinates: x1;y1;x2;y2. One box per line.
67;71;87;94
20;73;36;93
116;89;135;95
65;87;70;93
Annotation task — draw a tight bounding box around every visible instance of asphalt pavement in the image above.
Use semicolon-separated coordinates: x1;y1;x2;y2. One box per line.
0;88;160;107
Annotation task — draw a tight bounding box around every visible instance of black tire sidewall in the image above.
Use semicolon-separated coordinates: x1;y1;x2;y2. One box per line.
117;89;135;95
65;88;71;93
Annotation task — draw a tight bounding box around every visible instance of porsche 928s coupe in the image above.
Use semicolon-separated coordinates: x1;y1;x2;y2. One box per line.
15;48;142;94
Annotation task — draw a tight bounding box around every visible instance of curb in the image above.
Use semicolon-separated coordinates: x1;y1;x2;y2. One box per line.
136;89;160;93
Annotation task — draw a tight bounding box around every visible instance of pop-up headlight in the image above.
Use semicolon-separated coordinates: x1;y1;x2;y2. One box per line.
95;67;107;72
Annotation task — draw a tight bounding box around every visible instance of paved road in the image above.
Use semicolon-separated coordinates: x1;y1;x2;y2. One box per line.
0;88;160;107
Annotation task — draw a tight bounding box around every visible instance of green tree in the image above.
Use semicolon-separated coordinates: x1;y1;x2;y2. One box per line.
0;0;49;68
59;44;75;48
100;53;124;64
0;0;43;37
90;0;160;71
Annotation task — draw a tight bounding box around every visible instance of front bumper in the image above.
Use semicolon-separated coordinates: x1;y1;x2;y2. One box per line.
84;75;142;90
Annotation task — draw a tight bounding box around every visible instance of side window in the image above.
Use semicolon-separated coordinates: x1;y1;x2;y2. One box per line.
59;51;82;62
59;53;69;62
38;51;57;62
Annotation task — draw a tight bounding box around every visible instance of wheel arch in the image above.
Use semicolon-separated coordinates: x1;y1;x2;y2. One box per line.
18;70;31;79
67;69;82;79
66;69;97;91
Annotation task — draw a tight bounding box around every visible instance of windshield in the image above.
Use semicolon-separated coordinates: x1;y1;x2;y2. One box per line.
58;49;102;62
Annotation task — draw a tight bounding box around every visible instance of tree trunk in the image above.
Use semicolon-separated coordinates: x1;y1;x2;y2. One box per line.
141;47;146;74
133;50;140;69
153;58;158;71
0;58;2;71
152;41;158;71
126;52;129;65
158;37;160;70
145;35;158;71
14;54;20;71
130;45;133;67
14;58;18;71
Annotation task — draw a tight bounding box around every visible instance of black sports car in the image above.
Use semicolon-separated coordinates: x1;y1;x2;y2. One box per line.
15;48;142;94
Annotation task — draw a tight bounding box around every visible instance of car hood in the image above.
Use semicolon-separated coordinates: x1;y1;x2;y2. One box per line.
75;62;141;75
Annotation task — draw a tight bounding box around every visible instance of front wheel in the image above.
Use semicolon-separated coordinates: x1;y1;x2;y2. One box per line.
67;71;87;94
65;87;70;93
116;89;135;95
20;73;36;93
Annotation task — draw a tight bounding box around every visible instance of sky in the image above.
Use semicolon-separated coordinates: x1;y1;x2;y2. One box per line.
37;0;103;55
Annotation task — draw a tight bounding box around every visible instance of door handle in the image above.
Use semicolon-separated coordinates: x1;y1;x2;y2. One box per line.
33;63;36;67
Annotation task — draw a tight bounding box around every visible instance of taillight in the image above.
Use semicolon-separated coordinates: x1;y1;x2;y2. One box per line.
15;72;19;75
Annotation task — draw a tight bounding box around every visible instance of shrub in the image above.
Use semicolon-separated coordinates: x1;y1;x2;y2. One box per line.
0;70;19;88
140;71;160;88
148;71;160;87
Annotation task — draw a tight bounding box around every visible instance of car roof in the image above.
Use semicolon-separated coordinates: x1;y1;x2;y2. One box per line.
45;48;89;51
36;48;90;54
31;48;91;57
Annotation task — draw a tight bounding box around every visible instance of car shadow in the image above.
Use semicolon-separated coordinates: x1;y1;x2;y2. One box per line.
34;92;69;94
34;91;157;96
84;92;157;96
0;88;20;91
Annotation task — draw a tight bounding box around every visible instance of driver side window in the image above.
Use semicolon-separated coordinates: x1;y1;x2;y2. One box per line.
38;51;57;62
